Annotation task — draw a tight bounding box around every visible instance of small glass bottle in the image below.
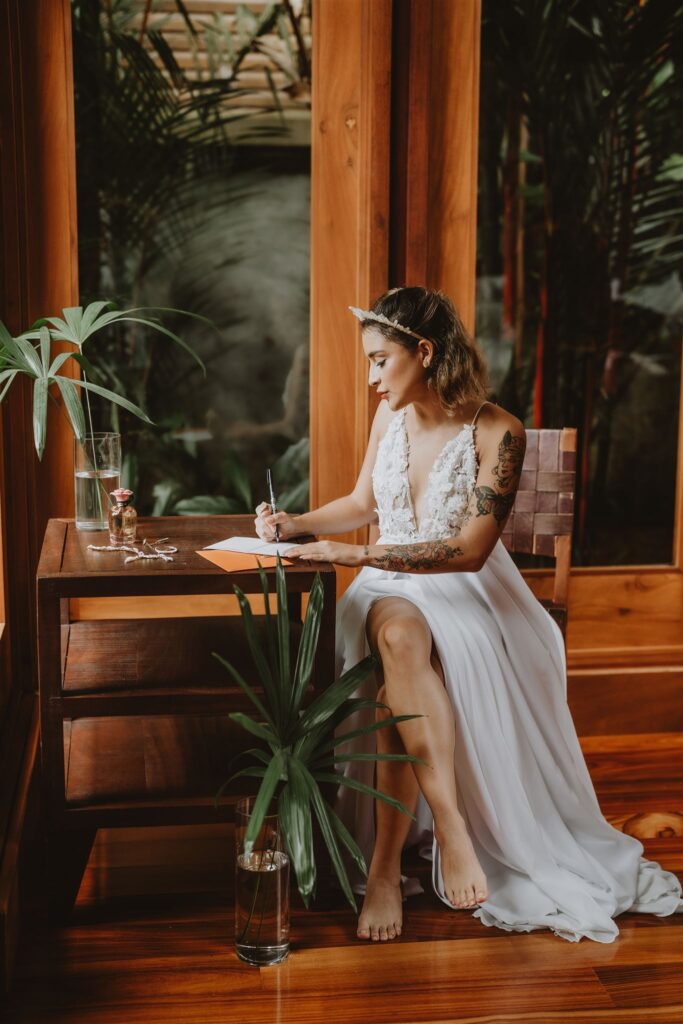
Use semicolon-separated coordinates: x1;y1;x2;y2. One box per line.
108;488;137;545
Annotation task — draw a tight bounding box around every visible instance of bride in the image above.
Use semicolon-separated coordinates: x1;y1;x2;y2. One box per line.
254;286;682;944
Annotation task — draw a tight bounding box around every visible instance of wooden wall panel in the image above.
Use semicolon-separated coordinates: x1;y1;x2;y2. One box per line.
310;0;392;596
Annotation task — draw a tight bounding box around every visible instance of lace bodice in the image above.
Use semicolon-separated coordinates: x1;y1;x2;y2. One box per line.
371;406;479;543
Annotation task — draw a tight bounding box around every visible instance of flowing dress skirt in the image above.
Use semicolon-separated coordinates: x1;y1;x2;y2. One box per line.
334;539;683;943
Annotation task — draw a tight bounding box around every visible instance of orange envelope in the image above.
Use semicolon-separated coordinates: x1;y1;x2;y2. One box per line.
197;550;296;573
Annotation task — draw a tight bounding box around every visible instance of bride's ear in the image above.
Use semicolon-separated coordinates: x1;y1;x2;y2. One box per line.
417;339;434;366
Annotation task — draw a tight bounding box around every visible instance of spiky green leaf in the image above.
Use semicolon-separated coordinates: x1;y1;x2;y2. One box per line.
314;771;416;821
232;585;280;724
72;378;154;424
242;752;284;858
297;654;378;734
279;759;316;906
212;652;275;729
228;711;277;748
54;377;86;443
32;376;49;459
306;767;357;910
289;571;324;721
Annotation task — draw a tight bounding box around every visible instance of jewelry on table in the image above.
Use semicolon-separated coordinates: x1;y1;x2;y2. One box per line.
87;536;178;563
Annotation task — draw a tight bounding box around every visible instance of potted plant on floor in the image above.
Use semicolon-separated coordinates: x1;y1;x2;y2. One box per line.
214;555;421;965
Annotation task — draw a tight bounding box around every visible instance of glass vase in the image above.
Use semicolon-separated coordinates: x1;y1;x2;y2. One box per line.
234;796;290;966
74;433;121;531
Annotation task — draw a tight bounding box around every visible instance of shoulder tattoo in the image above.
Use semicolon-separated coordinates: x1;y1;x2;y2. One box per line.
492;431;526;490
474;429;525;524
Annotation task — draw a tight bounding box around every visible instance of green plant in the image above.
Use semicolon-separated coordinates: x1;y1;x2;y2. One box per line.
0;301;207;459
214;555;421;909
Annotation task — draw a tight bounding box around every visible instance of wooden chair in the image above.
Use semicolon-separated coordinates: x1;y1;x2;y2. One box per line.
500;428;578;639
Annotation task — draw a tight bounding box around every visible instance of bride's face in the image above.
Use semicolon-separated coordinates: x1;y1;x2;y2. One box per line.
362;326;428;409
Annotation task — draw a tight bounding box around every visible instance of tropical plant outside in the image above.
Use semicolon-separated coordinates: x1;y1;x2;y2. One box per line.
71;0;312;519
477;0;683;565
214;555;422;909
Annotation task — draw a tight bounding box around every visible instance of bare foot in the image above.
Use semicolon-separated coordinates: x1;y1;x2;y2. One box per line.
435;817;489;909
356;876;403;941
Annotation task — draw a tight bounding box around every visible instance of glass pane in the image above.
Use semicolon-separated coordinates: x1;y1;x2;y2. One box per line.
71;1;311;519
476;3;682;566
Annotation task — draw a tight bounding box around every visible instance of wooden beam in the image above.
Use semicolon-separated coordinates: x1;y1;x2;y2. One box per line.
310;0;392;596
391;0;481;332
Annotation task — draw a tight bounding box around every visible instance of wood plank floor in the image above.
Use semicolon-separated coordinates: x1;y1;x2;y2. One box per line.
4;732;683;1024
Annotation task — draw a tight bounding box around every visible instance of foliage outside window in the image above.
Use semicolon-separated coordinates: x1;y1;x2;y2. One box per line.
71;0;311;517
477;1;683;566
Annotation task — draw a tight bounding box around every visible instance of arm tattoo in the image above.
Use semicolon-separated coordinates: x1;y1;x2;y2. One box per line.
474;485;516;524
475;430;525;524
492;431;525;490
371;539;463;572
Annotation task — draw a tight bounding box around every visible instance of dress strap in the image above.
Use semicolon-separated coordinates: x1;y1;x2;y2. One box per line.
471;400;490;428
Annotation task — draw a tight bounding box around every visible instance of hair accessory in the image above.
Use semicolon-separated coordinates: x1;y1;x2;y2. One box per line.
348;305;423;341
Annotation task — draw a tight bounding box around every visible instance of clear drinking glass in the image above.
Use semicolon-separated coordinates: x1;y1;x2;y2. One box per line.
235;796;290;966
74;432;122;531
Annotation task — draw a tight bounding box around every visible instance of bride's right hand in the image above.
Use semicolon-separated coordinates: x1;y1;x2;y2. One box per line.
254;502;301;542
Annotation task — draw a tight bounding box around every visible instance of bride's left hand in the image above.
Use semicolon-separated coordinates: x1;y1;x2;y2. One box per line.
283;540;365;567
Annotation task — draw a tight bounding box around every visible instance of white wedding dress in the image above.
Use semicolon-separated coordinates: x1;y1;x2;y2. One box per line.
334;404;683;943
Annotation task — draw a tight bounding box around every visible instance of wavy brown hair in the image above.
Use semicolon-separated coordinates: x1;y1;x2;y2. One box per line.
360;286;488;414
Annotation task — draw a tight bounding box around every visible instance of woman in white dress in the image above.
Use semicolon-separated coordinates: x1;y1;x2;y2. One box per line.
254;286;682;944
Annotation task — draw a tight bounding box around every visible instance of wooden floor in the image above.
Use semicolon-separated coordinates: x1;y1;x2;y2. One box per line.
4;732;683;1024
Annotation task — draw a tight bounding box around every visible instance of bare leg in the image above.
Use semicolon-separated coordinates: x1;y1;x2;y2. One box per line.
356;683;418;941
357;598;489;940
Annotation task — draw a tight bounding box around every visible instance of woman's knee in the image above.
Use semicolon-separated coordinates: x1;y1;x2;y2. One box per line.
377;616;430;663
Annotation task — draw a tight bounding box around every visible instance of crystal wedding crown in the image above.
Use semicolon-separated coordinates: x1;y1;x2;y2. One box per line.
348;305;423;341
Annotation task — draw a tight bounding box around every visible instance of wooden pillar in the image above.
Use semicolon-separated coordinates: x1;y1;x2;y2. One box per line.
0;0;79;988
310;0;481;591
310;0;392;596
391;0;482;331
0;0;79;688
1;0;79;637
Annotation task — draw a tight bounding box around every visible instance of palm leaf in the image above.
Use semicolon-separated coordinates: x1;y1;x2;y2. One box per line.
232;585;281;724
306;767;357;910
288;572;324;723
71;377;153;424
325;802;367;879
297;655;378;734
32;377;48;460
279;759;316;906
38;326;51;375
313;714;423;757
314;771;416;821
242;752;284;858
254;560;279;699
211;652;274;729
228;712;277;749
0;370;18;404
54;377;86;443
213;765;265;809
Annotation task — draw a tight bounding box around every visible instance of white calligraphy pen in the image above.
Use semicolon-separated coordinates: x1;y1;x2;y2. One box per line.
266;468;280;542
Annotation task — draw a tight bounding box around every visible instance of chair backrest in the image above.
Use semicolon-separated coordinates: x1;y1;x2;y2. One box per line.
500;427;577;605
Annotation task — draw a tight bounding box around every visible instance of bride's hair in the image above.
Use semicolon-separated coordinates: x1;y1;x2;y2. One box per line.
363;286;488;414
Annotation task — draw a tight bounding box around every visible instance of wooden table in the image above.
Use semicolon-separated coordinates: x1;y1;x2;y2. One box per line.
36;516;336;919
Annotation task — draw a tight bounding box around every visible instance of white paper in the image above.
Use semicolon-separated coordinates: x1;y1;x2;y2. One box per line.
203;536;296;555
